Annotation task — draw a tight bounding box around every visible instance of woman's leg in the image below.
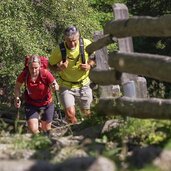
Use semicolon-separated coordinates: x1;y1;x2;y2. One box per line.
41;103;54;132
27;118;39;134
41;121;51;132
25;105;40;134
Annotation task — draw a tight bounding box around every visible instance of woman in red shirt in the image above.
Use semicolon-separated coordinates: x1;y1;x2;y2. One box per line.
14;55;59;134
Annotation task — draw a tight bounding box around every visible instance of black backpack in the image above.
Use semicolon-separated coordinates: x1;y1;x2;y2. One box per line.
59;37;85;64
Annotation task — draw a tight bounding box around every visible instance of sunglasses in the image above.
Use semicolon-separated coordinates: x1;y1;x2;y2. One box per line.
28;55;40;64
64;26;78;36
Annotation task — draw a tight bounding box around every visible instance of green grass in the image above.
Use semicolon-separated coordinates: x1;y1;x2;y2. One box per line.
128;165;161;171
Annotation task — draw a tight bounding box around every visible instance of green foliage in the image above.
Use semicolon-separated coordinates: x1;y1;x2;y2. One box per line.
163;138;171;150
147;80;166;98
129;165;161;171
101;118;171;146
0;119;9;131
88;0;126;26
0;0;53;103
126;0;171;16
0;0;101;105
13;134;52;150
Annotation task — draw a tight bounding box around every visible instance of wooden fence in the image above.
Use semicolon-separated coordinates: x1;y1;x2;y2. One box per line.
86;3;171;120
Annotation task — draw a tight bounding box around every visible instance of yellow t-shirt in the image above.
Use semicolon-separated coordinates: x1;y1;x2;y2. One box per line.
49;38;91;88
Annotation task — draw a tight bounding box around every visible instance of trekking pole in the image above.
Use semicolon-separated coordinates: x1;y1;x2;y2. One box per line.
53;83;63;122
16;107;20;120
14;99;20;133
52;84;73;135
55;89;73;135
79;36;85;64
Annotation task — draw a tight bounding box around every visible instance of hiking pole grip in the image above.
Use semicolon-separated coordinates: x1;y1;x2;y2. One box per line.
15;98;20;133
55;90;60;106
79;37;85;64
54;89;63;121
16;98;20;120
16;108;20;120
52;83;60;107
59;42;67;63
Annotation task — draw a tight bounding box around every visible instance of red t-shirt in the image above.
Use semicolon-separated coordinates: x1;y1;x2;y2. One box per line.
17;69;55;107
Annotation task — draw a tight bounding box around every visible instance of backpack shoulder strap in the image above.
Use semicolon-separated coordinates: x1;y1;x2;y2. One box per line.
79;37;85;64
59;42;67;63
59;37;85;64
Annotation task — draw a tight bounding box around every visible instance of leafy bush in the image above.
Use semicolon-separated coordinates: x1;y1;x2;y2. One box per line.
0;0;101;105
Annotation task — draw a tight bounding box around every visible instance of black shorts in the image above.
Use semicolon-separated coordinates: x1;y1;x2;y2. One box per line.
25;103;54;123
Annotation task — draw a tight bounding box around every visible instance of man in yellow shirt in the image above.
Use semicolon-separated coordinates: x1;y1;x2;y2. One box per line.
49;26;96;124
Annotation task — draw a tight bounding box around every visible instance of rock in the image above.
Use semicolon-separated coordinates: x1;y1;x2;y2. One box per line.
128;146;161;168
52;146;88;163
0;156;116;171
73;125;103;138
101;119;121;133
0;160;54;171
55;156;116;171
153;150;171;171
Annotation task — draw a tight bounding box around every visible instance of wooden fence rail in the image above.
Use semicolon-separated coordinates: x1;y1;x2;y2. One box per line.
86;15;171;54
90;51;171;85
97;97;171;120
104;14;171;38
109;52;171;83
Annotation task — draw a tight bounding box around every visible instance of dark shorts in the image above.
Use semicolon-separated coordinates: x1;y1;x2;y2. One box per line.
25;103;54;123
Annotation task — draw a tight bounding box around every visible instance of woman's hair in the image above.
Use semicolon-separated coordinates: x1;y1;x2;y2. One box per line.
28;55;40;65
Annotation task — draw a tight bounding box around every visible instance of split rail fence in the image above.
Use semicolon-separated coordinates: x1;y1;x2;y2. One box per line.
86;3;171;120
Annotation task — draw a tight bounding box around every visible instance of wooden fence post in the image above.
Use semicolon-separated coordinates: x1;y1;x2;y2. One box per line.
112;3;148;98
93;31;118;99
